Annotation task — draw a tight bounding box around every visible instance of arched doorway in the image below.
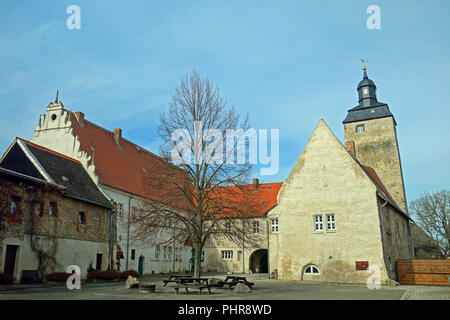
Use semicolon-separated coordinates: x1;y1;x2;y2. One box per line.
249;249;268;273
138;256;145;275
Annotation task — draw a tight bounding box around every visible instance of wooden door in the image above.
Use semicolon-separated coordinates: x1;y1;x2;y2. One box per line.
138;256;145;275
4;245;19;277
96;254;102;270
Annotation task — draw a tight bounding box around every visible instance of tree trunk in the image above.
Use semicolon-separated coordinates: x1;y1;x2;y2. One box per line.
193;241;202;278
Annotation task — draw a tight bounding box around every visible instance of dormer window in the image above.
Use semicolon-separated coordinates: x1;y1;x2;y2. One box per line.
356;124;365;133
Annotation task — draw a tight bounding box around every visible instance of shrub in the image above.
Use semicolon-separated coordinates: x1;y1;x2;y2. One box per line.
120;270;141;279
0;273;13;285
46;272;71;282
87;270;121;281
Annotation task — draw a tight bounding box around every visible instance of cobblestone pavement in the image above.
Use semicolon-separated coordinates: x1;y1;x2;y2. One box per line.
399;285;450;300
0;273;448;300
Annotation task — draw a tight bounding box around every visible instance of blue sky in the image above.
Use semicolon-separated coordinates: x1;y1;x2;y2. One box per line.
0;0;448;203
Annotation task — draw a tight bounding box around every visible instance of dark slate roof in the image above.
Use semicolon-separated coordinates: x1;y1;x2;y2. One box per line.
1;138;113;209
357;75;376;90
343;102;396;124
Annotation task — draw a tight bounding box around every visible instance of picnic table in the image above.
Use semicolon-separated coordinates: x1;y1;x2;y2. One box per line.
163;275;192;286
174;277;211;294
222;276;254;289
139;282;156;292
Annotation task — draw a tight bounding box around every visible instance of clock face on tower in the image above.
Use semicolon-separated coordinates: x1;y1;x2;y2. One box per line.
363;88;368;95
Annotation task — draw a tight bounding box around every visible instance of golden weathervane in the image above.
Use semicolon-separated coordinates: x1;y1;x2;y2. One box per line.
360;59;368;71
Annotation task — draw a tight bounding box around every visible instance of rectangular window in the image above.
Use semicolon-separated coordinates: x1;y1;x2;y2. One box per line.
271;219;278;233
117;203;123;219
168;246;172;260
163;246;167;259
131;249;135;260
253;221;260;234
33;202;42;217
356;124;365;133
78;212;86;225
221;250;233;260
175;247;182;261
155;245;160;259
9;196;22;224
314;215;323;231
49;202;57;216
326;214;335;231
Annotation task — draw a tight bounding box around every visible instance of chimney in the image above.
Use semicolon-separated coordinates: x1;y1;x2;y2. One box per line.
346;141;356;157
74;112;85;124
253;178;259;190
113;128;122;143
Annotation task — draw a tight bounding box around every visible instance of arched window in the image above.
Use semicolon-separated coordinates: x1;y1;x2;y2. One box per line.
304;265;320;275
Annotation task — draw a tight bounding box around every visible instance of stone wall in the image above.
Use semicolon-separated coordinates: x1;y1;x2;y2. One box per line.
269;120;390;284
379;198;413;280
0;174;112;280
202;217;268;274
344;116;408;212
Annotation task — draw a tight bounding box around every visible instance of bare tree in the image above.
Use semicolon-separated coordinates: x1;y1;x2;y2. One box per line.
130;71;261;277
409;189;449;258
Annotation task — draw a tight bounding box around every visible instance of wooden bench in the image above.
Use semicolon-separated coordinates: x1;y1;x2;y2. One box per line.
174;277;211;294
139;282;156;292
163;275;192;286
222;276;254;289
174;283;211;294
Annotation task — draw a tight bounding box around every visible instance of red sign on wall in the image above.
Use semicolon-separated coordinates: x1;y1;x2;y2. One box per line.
356;261;369;270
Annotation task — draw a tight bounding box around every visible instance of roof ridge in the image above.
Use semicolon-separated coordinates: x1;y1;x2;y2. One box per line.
18;138;82;164
79;117;163;161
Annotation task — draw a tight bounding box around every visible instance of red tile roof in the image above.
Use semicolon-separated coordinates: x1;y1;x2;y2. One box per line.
70;113;189;201
210;182;283;218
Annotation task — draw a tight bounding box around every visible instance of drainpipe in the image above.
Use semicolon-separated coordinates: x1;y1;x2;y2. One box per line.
266;219;270;279
126;195;135;270
407;221;415;259
108;207;114;270
242;219;245;274
378;198;391;280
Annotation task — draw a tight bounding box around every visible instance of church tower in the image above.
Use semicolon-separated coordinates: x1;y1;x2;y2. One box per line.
343;67;408;213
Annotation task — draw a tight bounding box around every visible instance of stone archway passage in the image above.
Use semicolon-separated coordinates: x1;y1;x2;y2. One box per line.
249;249;268;273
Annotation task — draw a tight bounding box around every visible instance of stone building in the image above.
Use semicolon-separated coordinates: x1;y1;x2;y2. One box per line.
30;98;191;275
343;68;408;213
202;179;282;274
0;138;114;281
268;69;414;284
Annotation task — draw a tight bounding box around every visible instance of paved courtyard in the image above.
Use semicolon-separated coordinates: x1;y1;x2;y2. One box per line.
1;274;447;300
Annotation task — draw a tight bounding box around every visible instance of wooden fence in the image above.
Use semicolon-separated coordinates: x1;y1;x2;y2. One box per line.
397;259;450;286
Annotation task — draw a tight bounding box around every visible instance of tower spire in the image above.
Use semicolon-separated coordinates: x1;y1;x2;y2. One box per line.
54;90;59;103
